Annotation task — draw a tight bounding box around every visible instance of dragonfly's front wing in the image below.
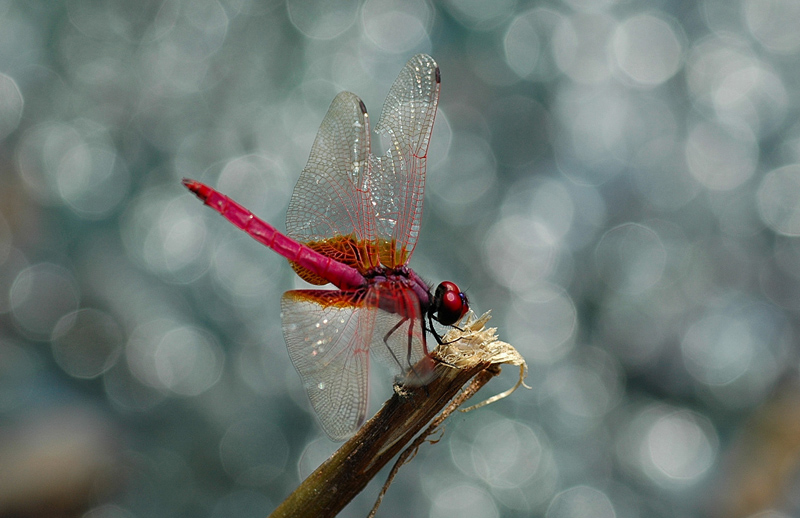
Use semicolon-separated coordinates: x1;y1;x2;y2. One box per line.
280;284;427;440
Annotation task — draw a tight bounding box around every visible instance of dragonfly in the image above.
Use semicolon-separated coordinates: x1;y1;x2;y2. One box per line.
183;54;468;440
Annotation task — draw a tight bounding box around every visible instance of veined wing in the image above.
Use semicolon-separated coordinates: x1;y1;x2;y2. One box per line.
370;54;440;267
368;282;428;377
285;55;441;280
285;91;378;282
281;289;375;440
280;282;429;440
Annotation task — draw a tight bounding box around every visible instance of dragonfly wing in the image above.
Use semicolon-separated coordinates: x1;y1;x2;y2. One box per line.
370;54;441;267
281;289;375;440
286;91;377;274
368;282;428;378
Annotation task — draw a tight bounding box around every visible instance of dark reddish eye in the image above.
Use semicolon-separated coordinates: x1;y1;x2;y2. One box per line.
433;281;469;326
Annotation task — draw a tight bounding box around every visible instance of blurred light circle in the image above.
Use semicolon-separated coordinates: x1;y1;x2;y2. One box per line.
685;121;757;191
286;0;359;40
68;0;180;42
595;223;666;294
430;484;499;518
504;10;541;78
644;409;717;484
612;13;684;87
0;248;29;315
705;301;789;409
51;308;124;379
757;164;800;236
499;176;576;249
681;314;754;386
562;182;606;250
599;299;669;369
686;38;753;104
174;129;234;179
361;0;431;53
139;44;211;95
701;0;745;35
545;486;616;518
126;318;182;390
505;284;577;364
528;179;575;243
10;263;80;340
0;72;23;140
121;187;210;283
743;0;800;54
542;347;622;430
553;13;615;84
212;236;280;305
444;0;516;30
686;37;786;136
103;362;167;412
16;122;83;204
297;436;337;479
554;87;629;185
470;419;544;488
428;132;496;223
154;326;224;396
716;65;786;137
56;144;130;219
504;8;565;81
711;186;764;238
483;214;556;291
163;0;228;62
217;154;293;224
449;412;558;512
219;417;289;486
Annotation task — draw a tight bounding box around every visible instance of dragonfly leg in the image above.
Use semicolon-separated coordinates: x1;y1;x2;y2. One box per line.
382;317;410;370
427;312;465;346
427;312;446;344
383;316;429;383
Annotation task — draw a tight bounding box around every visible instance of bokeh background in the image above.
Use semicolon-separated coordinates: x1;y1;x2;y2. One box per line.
2;0;800;517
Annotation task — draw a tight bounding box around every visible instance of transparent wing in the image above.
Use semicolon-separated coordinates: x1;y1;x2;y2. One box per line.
368;282;429;378
280;282;430;439
370;54;440;267
285;91;377;270
281;289;375;440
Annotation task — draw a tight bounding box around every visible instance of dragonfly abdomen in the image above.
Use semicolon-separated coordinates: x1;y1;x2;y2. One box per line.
183;179;366;290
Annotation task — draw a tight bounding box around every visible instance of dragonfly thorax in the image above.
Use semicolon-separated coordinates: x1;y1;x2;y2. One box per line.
364;265;432;311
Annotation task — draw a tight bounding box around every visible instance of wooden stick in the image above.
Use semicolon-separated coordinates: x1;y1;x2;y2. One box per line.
269;360;495;518
367;364;502;517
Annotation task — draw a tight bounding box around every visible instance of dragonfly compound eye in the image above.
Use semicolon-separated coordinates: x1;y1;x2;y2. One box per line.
434;281;469;326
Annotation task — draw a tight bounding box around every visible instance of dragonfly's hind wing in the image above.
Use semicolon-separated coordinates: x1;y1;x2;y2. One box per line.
281;289;375;440
368;281;430;383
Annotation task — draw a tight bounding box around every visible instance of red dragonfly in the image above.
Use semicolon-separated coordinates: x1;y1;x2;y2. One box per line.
183;54;468;440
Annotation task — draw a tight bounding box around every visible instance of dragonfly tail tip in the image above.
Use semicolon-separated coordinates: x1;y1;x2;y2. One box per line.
182;178;212;201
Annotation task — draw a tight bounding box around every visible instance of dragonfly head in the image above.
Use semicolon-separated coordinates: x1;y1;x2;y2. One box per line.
431;281;469;326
